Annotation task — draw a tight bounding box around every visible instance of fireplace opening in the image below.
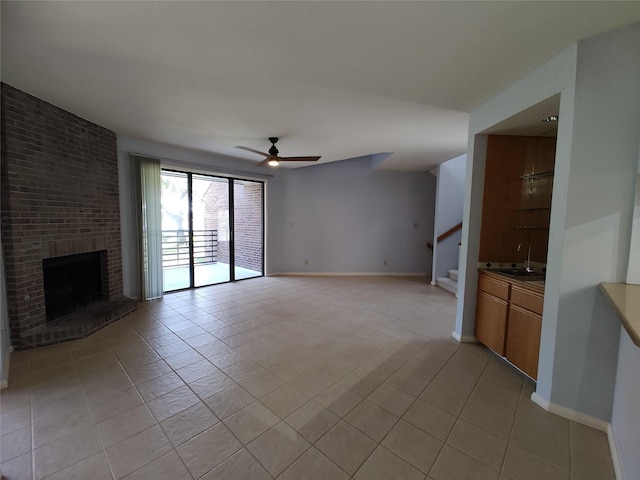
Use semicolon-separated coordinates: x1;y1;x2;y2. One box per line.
43;251;105;321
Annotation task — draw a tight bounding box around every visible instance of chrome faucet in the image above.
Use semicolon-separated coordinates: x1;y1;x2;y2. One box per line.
517;242;534;273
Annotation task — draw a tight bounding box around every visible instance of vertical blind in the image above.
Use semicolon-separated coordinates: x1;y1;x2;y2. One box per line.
132;155;163;300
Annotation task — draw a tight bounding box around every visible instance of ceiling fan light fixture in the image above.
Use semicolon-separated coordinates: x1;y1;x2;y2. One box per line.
541;115;558;122
235;137;320;167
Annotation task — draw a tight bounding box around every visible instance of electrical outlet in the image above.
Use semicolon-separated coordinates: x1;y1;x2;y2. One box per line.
304;260;309;265
383;260;388;266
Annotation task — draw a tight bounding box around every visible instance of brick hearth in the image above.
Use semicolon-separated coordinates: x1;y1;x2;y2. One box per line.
1;84;136;349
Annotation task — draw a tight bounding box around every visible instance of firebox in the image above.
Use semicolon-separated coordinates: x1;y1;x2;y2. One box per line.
42;251;106;321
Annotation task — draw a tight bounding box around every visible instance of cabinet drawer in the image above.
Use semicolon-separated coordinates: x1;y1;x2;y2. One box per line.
511;285;544;315
475;291;508;355
478;273;510;300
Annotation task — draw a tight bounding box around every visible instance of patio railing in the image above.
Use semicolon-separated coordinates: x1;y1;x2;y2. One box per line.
162;229;218;268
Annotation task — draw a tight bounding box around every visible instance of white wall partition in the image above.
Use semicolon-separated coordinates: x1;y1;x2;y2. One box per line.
457;24;640;435
432;154;466;282
547;24;640;422
456;44;578;347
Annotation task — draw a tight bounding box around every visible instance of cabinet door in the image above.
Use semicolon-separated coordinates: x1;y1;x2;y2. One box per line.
475;291;508;355
506;304;542;379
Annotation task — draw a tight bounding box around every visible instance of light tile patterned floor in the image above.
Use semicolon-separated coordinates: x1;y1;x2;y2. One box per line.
0;276;616;479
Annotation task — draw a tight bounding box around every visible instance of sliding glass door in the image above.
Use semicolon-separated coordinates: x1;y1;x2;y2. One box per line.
233;179;264;281
161;170;263;292
161;171;190;291
192;175;230;287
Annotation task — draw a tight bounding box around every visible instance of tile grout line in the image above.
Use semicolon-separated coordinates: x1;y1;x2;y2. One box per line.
135;301;294;479
120;310;220;480
116;364;198;478
6;277;612;480
423;348;494;479
497;364;529;478
342;336;463;478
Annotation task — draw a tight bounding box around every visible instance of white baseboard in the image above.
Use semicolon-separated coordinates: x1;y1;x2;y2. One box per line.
530;392;609;432
531;392;620;478
268;272;428;277
607;423;624;480
451;331;477;343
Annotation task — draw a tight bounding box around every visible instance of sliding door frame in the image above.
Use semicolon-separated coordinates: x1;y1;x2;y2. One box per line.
229;179;236;281
232;178;266;281
187;173;195;288
161;168;265;292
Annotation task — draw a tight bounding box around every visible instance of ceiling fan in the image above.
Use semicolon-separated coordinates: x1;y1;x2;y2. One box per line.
236;137;321;167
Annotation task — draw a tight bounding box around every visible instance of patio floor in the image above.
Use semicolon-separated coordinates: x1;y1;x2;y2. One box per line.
163;262;262;292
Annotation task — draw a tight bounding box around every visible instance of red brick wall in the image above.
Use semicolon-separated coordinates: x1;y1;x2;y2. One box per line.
202;181;230;264
233;181;263;273
200;179;263;274
1;84;123;345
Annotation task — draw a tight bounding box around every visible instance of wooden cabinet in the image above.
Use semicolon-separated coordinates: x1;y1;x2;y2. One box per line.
479;135;556;265
478;273;510;300
475;271;544;380
476;291;508;355
506;284;543;379
506;305;542;379
475;273;510;355
510;284;544;315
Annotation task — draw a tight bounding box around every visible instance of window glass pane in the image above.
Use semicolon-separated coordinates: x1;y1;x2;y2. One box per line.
161;171;190;291
233;179;263;280
193;175;231;286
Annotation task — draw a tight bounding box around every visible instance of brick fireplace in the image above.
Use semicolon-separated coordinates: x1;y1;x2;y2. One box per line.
1;84;136;349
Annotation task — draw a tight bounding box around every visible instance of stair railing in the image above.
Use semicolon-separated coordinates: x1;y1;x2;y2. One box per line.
427;222;462;250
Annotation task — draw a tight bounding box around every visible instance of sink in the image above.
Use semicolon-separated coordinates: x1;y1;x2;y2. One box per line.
492;268;545;281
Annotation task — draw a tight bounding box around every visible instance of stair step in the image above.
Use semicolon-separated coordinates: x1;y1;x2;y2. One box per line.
436;276;458;296
448;269;459;282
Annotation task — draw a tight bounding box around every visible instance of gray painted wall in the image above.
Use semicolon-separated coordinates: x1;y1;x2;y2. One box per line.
273;156;435;274
432;154;466;281
457;21;639;439
612;330;640;478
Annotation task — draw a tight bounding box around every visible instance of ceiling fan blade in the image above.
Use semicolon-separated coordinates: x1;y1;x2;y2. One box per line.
235;146;270;157
279;156;321;162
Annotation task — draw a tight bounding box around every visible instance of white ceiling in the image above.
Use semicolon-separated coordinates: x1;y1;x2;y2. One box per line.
3;1;640;171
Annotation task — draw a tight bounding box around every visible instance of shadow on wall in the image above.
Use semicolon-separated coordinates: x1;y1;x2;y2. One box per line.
555;287;620;421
